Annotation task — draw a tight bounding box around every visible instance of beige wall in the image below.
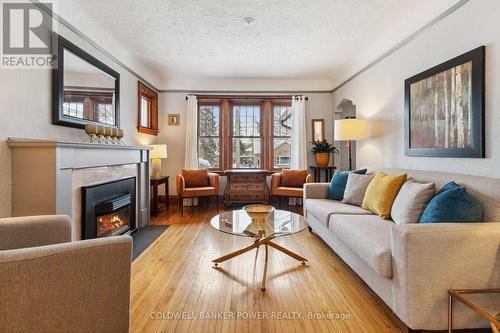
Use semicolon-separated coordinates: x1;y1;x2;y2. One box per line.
332;0;500;178
0;24;158;217
158;92;334;195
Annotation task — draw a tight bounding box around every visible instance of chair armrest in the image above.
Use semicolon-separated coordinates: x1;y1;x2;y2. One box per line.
271;173;282;193
0;235;132;332
305;174;312;183
391;222;500;330
303;183;329;199
0;215;71;251
176;174;185;196
208;172;220;192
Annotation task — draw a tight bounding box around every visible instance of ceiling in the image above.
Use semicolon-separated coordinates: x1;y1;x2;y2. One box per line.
59;0;462;90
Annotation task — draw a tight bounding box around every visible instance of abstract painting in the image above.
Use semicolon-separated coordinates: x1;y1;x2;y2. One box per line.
405;46;485;157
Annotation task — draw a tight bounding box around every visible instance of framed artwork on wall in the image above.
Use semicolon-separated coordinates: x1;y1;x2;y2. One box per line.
168;114;180;126
404;46;485;158
312;119;325;142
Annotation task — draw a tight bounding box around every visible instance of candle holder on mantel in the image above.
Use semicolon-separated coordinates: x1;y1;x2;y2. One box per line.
85;124;125;145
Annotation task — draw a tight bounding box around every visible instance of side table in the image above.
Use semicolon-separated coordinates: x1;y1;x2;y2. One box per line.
309;166;336;182
151;176;169;217
448;288;500;333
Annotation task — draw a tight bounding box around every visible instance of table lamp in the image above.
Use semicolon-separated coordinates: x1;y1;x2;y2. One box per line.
149;144;168;179
334;118;367;170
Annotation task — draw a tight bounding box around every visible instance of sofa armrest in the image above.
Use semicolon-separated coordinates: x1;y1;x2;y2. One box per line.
305;174;313;183
0;215;71;251
391;222;500;330
208;172;220;192
303;183;329;199
0;235;132;332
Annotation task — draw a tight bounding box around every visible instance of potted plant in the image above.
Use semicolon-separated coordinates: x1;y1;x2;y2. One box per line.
311;139;339;167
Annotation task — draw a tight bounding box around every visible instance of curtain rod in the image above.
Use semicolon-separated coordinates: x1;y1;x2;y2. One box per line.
185;94;308;101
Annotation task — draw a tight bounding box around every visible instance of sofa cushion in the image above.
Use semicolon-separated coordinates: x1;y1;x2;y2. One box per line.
329;214;394;278
305;199;372;227
281;169;308;187
362;172;407;219
342;173;374;206
420;181;482;223
272;186;303;197
392;178;435;225
326;169;367;200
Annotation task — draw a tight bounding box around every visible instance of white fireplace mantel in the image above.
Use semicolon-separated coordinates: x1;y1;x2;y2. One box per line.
7;138;151;240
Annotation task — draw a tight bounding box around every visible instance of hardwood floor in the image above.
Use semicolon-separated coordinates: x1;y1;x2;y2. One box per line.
131;202;404;333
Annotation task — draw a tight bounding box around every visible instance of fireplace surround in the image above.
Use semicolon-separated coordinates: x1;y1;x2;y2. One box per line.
82;177;136;239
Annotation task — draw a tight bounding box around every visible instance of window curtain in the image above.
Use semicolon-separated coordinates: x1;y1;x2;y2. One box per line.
184;95;198;168
291;95;307;169
184;95;198;206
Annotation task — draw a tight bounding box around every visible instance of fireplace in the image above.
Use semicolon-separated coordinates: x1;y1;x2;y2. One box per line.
82;177;136;239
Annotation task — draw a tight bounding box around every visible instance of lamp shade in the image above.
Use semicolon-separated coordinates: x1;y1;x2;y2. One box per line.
149;144;168;159
334;118;367;141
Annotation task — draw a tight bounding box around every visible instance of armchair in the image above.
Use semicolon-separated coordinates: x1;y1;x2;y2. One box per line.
176;169;220;216
271;169;312;206
0;215;132;333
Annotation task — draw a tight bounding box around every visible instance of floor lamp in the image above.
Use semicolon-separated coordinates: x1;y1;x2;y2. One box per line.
334;118;367;171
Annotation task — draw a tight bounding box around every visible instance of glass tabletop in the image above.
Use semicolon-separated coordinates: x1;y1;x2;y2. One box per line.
210;209;308;238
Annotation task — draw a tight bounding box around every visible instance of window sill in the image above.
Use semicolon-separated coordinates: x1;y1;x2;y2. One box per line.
137;126;159;136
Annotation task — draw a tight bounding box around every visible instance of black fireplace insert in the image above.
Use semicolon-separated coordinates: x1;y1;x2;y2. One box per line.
82;177;136;239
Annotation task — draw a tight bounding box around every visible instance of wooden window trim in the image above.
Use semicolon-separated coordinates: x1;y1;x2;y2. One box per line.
196;97;291;172
137;81;159;136
197;102;222;171
229;102;264;170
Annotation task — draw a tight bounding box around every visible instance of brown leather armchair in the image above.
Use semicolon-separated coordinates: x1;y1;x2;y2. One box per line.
270;170;312;206
176;171;219;216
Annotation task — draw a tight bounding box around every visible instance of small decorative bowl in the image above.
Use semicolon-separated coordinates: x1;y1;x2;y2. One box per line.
243;204;274;222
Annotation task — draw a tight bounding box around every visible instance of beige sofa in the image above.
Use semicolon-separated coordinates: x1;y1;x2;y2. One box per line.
0;215;132;333
303;167;500;331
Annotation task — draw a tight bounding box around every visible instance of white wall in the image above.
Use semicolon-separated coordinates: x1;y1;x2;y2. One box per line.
158;92;334;195
0;23;158;217
332;0;500;178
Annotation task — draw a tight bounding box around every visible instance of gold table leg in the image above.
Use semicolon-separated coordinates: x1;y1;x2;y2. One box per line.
261;244;269;291
212;236;308;290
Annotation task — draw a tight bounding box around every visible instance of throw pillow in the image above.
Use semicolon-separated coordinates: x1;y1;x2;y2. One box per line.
182;168;209;187
391;178;435;225
361;172;407;219
342;173;375;206
281;169;308;187
326;169;367;200
420;181;481;223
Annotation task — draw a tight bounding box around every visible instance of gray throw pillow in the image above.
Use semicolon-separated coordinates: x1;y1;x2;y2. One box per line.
342;173;375;206
392;178;435;224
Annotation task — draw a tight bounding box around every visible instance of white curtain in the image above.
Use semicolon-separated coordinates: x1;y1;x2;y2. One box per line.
291;95;307;169
184;95;198;169
184;95;199;206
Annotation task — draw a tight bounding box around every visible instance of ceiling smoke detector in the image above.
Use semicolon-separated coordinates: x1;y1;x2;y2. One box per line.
243;16;255;25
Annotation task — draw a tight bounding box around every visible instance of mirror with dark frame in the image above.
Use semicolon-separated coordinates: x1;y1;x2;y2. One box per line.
52;34;120;128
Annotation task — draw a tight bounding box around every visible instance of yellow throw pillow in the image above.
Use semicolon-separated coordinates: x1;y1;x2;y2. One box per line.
362;172;407;219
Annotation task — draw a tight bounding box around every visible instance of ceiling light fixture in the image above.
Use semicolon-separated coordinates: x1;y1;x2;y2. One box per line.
243;16;255;25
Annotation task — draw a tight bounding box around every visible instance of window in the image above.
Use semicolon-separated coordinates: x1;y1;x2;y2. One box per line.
198;104;221;168
196;97;292;171
63;91;115;125
232;105;261;168
272;105;292;168
137;81;159;135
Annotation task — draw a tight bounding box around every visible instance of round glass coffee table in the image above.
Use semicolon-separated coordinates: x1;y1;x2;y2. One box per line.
210;209;309;290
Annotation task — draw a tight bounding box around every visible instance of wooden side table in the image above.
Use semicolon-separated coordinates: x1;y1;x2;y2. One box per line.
309;166;336;182
151;176;169;217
